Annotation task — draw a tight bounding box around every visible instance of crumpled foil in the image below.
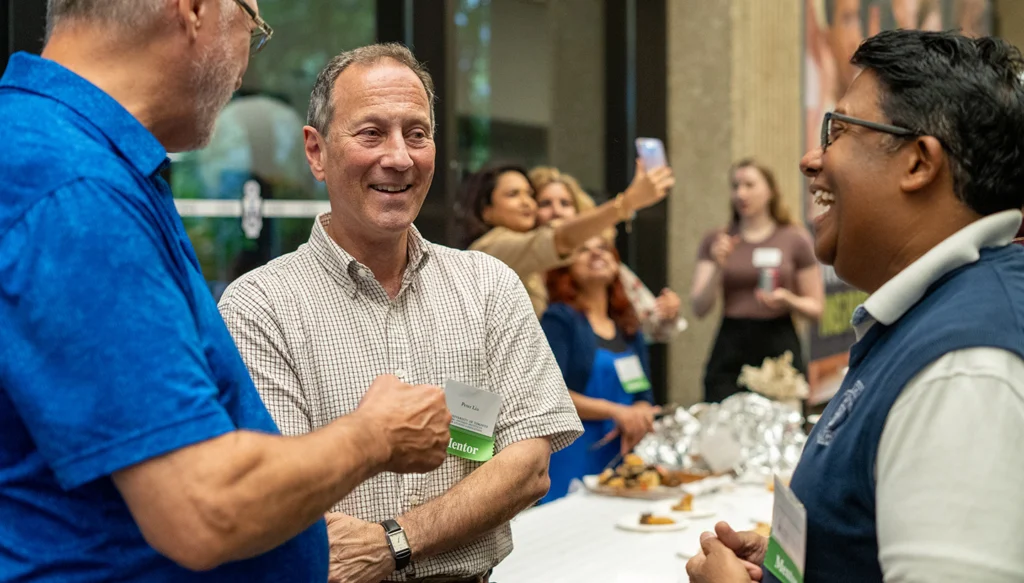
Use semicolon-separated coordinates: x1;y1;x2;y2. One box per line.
634;392;806;480
737;351;809;401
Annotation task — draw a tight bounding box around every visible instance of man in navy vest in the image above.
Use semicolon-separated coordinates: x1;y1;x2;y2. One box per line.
688;29;1024;583
0;1;452;581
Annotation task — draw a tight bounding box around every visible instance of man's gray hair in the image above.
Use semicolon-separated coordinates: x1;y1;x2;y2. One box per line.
46;0;167;34
307;43;436;137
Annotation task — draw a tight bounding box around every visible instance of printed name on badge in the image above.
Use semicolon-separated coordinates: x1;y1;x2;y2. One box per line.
443;379;502;462
752;247;783;269
613;354;651;394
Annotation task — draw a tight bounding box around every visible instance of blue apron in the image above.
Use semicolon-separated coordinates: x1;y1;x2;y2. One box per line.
541;344;646;504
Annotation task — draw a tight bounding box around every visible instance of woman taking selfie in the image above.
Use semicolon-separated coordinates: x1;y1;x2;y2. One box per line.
690;159;824;403
539;236;659;503
459;161;674;316
530;166;685;342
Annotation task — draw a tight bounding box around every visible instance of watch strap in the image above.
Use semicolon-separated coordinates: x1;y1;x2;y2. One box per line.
381;519;411;570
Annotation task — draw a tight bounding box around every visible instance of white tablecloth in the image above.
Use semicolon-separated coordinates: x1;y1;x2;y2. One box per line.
492;484;774;583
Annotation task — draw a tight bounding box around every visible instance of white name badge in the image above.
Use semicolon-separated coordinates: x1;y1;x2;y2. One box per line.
613;355;651;394
764;475;807;583
443;379;502;462
752;247;783;269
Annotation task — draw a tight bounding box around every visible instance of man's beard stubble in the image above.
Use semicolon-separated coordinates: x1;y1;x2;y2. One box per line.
187;38;239;150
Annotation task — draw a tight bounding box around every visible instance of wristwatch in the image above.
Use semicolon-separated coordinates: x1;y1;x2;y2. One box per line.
381;519;411;571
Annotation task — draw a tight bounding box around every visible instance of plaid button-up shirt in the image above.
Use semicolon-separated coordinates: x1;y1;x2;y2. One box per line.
218;214;582;579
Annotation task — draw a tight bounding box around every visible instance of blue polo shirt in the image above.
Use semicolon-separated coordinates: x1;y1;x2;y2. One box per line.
0;53;327;581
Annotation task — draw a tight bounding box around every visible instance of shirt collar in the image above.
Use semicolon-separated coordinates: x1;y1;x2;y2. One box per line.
0;52;168;177
309;213;431;297
854;209;1022;339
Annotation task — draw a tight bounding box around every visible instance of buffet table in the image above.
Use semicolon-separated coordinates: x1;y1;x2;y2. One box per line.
492;482;775;583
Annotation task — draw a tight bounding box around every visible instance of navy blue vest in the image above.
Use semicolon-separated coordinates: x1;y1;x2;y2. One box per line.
763;245;1024;582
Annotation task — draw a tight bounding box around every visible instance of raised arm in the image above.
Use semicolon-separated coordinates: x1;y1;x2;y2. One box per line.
690;260;723;319
691;231;735;319
552;162;675;256
472;163;675;277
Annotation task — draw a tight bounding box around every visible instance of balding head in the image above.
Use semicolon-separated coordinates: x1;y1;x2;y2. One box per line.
46;0;167;36
307;43;435;138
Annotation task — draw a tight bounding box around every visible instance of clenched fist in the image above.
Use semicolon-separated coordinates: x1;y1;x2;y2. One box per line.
355;375;451;474
710;233;740;268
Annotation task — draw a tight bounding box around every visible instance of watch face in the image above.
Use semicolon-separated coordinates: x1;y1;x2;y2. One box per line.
389;530;410;552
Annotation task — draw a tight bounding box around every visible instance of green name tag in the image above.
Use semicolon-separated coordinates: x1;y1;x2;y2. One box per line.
443;379;502;462
613;355;651;394
764;475;807;583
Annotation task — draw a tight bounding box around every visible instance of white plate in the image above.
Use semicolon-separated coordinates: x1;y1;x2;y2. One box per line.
582;474;683;500
671;507;717;519
614;513;689;533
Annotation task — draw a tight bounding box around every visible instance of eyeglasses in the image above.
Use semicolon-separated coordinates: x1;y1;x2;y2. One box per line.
820;111;917;153
232;0;273;55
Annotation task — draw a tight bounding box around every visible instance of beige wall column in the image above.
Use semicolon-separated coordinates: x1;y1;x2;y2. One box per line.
666;0;803;406
666;0;733;407
730;1;803;213
548;0;606;192
995;0;1024;51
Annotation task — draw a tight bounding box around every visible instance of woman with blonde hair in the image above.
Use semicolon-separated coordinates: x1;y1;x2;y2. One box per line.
460;162;674;316
690;159;824;403
530;166;685;342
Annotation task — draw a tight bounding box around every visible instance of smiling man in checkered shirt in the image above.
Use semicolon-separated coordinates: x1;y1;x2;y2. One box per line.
218;43;582;583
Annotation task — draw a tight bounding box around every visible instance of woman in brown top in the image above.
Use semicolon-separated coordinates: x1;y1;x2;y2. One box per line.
690;159;824;403
460;162;674;316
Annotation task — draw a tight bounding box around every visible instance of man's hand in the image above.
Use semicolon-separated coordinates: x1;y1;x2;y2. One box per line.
654;288;681;322
325;512;395;583
353;375;451;474
714;521;768;570
686;530;756;583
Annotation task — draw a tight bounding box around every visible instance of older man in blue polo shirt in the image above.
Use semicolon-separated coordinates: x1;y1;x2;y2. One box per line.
688;30;1024;583
0;1;452;581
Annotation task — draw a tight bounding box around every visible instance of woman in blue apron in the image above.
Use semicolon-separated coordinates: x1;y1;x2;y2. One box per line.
539;235;659;503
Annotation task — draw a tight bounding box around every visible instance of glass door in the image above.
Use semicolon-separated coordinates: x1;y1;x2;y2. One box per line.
170;0;377;299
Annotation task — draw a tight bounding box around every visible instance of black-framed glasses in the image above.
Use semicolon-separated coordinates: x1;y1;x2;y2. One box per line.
821;111;917;152
232;0;273;55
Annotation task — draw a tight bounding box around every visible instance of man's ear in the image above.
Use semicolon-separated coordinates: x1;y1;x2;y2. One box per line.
174;0;206;43
304;126;327;183
899;135;945;194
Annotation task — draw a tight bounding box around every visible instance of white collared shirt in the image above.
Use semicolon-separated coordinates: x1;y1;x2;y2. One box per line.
852;210;1024;583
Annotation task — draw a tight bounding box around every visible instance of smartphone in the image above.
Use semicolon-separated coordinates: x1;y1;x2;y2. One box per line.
635;137;667;170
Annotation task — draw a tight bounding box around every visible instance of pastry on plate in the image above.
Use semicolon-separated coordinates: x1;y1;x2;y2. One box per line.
671;493;694;512
639;512;675;525
623;453;646;467
637;469;661;489
605;476;626;489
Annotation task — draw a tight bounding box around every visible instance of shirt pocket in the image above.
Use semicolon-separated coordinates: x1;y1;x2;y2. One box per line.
433;345;488;390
